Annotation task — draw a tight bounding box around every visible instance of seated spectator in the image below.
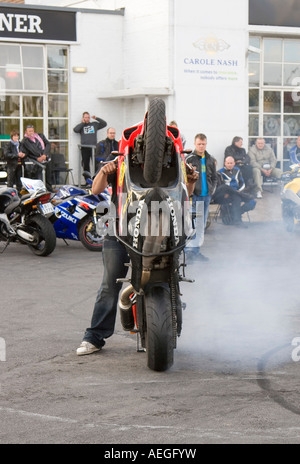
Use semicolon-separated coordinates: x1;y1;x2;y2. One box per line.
248;138;282;199
21;125;53;192
224;136;254;190
289;135;300;165
3;129;27;192
213;156;256;227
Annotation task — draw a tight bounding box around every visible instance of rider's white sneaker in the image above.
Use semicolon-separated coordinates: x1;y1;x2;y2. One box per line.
76;341;101;356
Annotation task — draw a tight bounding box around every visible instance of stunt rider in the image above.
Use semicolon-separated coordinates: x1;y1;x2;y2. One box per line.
76;155;198;356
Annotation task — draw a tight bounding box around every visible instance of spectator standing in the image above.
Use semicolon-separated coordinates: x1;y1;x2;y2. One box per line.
3;129;26;192
21;125;53;192
185;133;217;262
224;136;254;190
73;112;107;172
248;138;282;199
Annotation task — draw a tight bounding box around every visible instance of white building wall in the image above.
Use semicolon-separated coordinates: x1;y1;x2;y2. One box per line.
173;0;249;165
69;11;124;176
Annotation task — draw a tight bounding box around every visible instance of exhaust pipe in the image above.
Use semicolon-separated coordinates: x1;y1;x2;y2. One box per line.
16;229;35;242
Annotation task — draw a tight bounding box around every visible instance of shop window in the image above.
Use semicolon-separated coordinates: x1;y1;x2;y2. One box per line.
284;41;300;63
24;69;45;91
263;63;282;86
0;118;20;136
48;95;68;118
48;119;68;139
23;96;43;118
48;70;68;93
264;91;281;113
0;95;19;117
249;36;300;169
47;46;68;69
22;46;44;68
249;89;259;113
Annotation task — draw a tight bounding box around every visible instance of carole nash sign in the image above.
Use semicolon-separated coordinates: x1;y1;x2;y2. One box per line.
0;6;76;42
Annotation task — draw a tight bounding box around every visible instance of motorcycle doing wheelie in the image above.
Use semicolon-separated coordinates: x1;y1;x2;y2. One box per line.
281;164;300;232
0;174;56;256
51;173;110;251
113;98;194;372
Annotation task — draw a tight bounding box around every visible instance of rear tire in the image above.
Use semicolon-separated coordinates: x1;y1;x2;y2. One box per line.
143;98;167;186
145;285;174;372
27;214;56;256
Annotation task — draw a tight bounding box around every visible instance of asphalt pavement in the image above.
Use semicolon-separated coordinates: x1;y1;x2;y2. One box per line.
1;186;300;445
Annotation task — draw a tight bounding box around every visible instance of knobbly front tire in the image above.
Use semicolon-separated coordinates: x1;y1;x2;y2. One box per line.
78;215;105;251
145;285;174;372
27;214;56;256
143;98;167;186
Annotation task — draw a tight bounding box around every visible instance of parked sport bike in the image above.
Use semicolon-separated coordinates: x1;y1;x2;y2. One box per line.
51;174;110;251
0;174;56;256
281;164;300;232
114;98;193;371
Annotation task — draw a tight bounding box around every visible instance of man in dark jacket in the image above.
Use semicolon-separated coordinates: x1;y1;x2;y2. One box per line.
224;136;254;189
95;127;119;168
185;133;217;261
21;125;53;191
73;112;107;172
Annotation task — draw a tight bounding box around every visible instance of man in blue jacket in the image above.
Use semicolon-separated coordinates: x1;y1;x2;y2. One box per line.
289;136;300;165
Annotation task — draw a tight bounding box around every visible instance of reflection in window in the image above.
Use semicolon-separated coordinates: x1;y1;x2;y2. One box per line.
284;116;300;136
24;69;45;91
284;41;300;63
0;96;20;117
0;44;21;66
48;119;68;139
48;95;68;118
248;37;261;62
47;46;68;69
249;63;260;86
264;39;282;62
249;115;259;136
0;68;22;90
249;89;259;112
284;92;300;113
0;119;20;136
264;91;281;113
48;70;68;93
22;45;44;68
23;96;43;117
264;115;281;136
284;64;300;86
264;63;282;86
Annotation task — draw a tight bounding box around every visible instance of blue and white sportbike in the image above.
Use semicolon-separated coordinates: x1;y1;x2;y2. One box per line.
51;182;110;251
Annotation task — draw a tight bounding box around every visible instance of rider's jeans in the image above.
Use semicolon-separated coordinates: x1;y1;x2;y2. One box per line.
83;237;130;348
